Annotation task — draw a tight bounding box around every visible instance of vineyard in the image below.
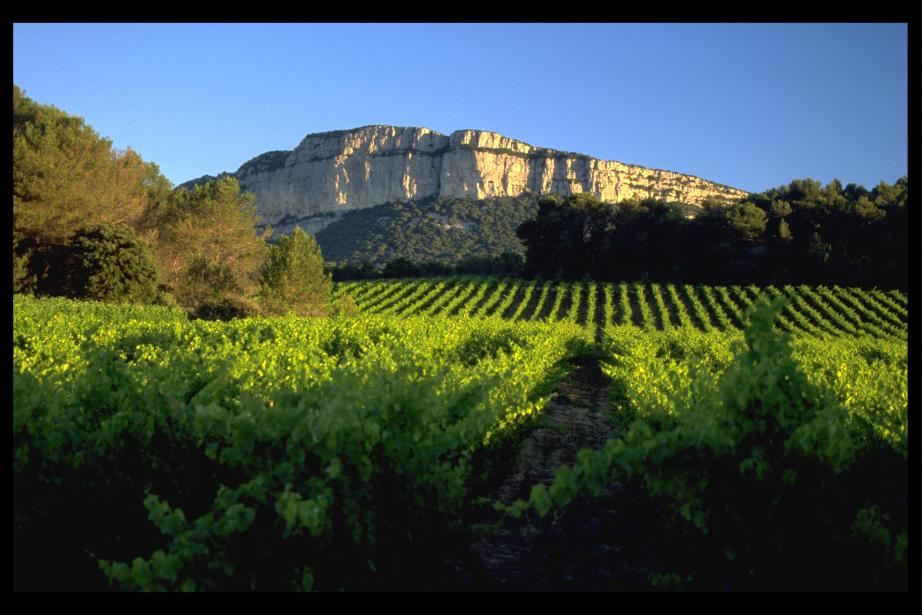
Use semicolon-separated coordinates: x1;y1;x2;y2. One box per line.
13;294;591;591
13;280;909;591
336;277;908;339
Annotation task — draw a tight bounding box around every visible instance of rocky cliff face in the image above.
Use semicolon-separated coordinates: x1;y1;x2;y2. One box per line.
184;125;748;229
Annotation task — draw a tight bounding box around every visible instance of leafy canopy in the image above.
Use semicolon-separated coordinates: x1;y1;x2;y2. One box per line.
145;177;269;304
260;226;332;316
66;223;159;304
13;85;159;243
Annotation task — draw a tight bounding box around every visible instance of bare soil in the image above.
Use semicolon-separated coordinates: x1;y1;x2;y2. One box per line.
434;355;665;592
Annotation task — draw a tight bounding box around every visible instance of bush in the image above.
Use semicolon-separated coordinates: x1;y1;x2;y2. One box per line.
13;249;36;294
381;257;422;278
153;292;179;308
190;296;260;321
328;292;360;318
65;223;159;304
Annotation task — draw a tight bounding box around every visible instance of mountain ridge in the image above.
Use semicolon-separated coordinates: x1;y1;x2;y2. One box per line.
180;125;749;233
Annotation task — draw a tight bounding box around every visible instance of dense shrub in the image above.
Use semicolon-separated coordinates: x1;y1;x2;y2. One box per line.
65;223;159;304
328;293;361;318
190;296;260;321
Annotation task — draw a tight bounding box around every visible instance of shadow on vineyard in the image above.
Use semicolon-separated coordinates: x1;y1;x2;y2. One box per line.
467;299;908;592
448;354;670;591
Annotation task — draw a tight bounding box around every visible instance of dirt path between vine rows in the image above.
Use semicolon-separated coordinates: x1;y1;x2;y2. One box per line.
439;355;664;591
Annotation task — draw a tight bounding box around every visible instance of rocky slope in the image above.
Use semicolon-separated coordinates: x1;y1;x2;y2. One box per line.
182;125;748;232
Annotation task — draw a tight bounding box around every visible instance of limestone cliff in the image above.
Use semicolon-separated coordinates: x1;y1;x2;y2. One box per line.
182;125;748;230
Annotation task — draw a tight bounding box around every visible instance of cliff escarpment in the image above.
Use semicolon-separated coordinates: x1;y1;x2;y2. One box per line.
182;125;749;229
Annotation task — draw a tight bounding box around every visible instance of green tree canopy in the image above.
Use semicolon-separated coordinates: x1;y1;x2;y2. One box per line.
513;176;905;289
65;223;159;304
13;85;160;244
177;254;242;307
145;177;269;303
11;87;281;307
726;202;768;240
260;226;332;316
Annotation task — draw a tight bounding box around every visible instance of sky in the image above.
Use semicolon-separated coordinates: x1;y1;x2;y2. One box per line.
13;23;908;193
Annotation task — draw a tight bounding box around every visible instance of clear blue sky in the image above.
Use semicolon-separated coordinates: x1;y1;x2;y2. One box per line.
13;23;908;193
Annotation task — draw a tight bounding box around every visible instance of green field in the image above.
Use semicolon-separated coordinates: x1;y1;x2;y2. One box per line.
13;282;908;591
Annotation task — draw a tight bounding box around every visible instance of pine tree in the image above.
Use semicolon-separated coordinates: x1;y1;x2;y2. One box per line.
259;227;332;316
148;177;269;303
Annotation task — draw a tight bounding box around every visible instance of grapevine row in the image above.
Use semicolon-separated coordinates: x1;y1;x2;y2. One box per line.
335;277;906;339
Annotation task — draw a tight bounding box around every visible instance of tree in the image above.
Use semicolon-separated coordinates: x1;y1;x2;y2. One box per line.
259;227;332;316
770;200;793;218
146;177;269;304
65;223;159;304
726;202;768;240
12;227;37;294
517;195;608;279
778;218;793;242
177;254;242;307
486;251;525;275
850;196;885;223
13;86;154;244
13;86;170;298
606;198;686;281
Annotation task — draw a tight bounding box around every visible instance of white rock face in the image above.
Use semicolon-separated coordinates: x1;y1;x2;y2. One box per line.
201;125;748;226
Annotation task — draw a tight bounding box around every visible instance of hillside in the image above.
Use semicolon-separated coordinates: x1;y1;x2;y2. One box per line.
308;194;538;265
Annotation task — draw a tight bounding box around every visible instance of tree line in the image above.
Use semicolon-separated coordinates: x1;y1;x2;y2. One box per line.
13;86;352;319
331;179;908;290
515;182;907;289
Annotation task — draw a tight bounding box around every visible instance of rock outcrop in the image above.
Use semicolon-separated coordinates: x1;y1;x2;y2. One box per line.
182;125;748;230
